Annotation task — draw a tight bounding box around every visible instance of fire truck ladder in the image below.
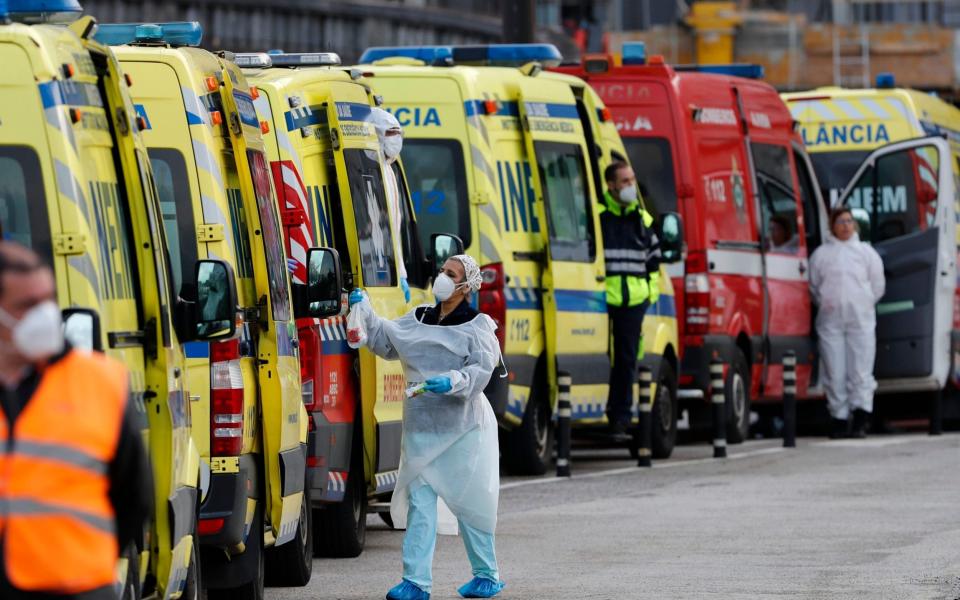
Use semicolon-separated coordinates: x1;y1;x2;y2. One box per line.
832;24;870;88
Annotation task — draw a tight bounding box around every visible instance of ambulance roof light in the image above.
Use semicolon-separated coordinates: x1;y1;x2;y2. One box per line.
622;41;646;65
94;21;203;47
234;53;273;69
876;72;895;89
269;52;341;67
674;63;764;79
359;44;562;67
5;0;83;24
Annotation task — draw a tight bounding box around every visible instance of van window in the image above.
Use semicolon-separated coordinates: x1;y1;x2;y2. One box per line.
401;139;470;250
534;141;595;262
0;146;51;264
841;144;940;243
344;148;396;287
753;143;800;255
150;148;197;297
248;149;291;321
794;149;821;253
623;138;678;216
809;151;869;207
392;161;427;287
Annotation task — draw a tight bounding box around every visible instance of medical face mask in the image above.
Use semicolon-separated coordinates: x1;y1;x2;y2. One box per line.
383;134;403;160
618;185;638;205
0;300;65;360
432;273;465;302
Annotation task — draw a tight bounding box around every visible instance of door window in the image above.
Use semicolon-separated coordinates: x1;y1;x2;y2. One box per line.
392;161;427;288
401;139;470;250
150;148;197;298
533;141;596;263
248;149;291;321
344;149;396;287
752;143;801;255
0;146;51;264
793;149;821;253
623;137;678;217
842;144;940;243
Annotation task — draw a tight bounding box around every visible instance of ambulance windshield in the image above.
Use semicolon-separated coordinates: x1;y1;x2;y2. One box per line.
0;147;52;265
623;138;677;217
400;138;470;251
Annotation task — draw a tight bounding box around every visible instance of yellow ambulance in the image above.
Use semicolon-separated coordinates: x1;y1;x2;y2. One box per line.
236;50;440;555
783;77;960;417
96;23;311;595
359;44;683;475
0;4;201;598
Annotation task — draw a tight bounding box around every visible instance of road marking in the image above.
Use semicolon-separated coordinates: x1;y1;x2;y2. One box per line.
500;446;786;490
811;434;956;449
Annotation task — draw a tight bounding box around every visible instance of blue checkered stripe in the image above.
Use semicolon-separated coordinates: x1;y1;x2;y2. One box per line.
504;276;543;311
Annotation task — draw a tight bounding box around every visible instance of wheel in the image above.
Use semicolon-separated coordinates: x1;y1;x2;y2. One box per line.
725;349;751;444
265;477;313;586
501;379;552;476
119;542;141;600
651;361;678;459
312;430;366;558
182;531;201;600
208;497;265;600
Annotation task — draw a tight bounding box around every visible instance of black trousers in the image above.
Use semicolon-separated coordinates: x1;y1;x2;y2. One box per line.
607;301;650;426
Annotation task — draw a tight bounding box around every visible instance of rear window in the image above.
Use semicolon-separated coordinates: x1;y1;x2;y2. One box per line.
149;148;197;297
0;146;51;264
623;137;678;217
809;151;869;207
401;138;470;250
344;148;396;287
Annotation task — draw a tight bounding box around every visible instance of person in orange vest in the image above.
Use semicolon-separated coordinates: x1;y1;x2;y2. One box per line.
0;241;153;600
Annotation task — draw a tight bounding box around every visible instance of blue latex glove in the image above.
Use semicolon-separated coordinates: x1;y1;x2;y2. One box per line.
423;376;452;394
286;257;298;274
400;277;411;303
348;288;365;307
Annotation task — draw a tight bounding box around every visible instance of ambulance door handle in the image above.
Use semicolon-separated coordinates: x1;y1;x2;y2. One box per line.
595;275;606;282
798;262;807;275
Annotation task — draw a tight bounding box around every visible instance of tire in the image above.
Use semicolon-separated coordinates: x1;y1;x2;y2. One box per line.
182;531;201;600
651;361;678;459
725;349;751;444
265;478;313;586
119;543;141;600
501;379;552;476
208;498;265;600
312;429;366;558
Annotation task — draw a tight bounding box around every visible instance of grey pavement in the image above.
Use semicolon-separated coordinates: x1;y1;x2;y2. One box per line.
270;434;960;599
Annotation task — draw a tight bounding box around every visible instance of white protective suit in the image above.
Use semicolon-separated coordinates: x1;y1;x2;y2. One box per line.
370;108;407;281
809;233;886;418
351;300;500;535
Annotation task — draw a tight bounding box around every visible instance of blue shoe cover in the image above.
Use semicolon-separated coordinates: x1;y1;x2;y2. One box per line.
386;579;430;600
458;576;505;598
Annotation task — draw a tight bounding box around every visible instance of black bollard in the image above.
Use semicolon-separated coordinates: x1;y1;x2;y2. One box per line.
782;351;797;448
556;373;572;477
711;358;727;459
929;388;943;436
636;367;653;467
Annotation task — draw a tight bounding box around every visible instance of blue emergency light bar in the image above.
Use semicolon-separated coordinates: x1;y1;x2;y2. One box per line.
94;21;203;47
235;53;273;68
359;43;562;67
4;0;82;23
876;72;895;89
271;52;341;67
674;63;765;79
622;41;646;65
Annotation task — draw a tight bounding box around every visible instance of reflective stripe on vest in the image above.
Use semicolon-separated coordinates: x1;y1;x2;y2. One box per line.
0;350;127;593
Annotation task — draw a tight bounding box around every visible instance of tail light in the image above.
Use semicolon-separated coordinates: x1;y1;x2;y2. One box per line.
210;339;243;457
478;262;506;352
298;326;320;413
684;251;710;335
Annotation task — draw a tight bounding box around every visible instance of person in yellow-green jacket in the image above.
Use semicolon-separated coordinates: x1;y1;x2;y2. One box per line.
599;161;661;439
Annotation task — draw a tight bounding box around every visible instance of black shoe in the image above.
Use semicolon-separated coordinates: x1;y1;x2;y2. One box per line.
829;418;849;439
850;409;870;439
608;420;632;442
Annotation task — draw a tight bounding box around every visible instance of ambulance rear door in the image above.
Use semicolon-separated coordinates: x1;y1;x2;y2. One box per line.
837;135;955;389
517;78;610;417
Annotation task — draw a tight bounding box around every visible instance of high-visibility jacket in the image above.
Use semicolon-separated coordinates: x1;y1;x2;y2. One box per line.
0;350;127;594
599;191;662;308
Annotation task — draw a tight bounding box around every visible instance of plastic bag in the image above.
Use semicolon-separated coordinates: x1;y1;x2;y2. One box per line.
346;303;367;349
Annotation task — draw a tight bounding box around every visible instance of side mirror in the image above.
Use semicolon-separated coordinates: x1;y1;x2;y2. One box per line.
62;308;102;352
194;259;238;340
430;233;464;273
305;247;343;318
657;212;684;264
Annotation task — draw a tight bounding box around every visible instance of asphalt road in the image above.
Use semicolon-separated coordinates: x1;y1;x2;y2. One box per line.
270;433;960;599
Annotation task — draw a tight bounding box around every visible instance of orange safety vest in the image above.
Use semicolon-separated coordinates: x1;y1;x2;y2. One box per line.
0;350;127;593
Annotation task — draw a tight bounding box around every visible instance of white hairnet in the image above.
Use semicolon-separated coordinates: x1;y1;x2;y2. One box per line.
451;254;482;292
369;107;401;145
